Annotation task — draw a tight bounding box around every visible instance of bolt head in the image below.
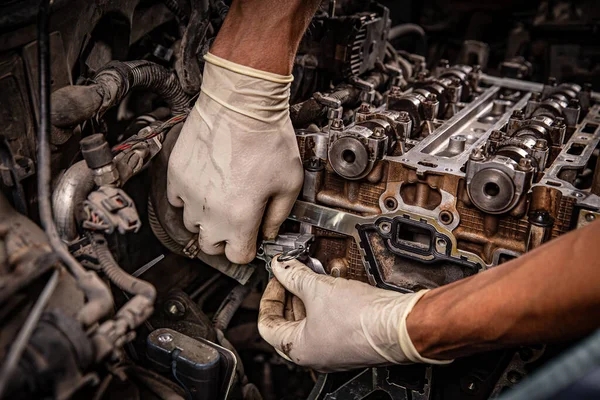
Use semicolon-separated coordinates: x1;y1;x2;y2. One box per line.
331;119;344;130
535;139;548;149
373;127;385;137
490;130;503;140
158;333;174;344
518;157;533;171
164;300;186;318
585;213;596;222
470;148;485;161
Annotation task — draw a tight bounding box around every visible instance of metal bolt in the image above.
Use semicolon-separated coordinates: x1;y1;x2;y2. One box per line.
439;210;454;225
585;213;596;222
511;109;524;119
438;59;449;68
389;86;402;96
426;93;437;102
398;111;410;122
518;157;533;171
553;116;565;127
378;221;391;234
358;103;371;113
490;130;503;140
164;299;186;318
331;119;344;130
547;76;557;86
568;98;580;108
470;148;485;161
535;138;548;149
373;127;385;137
530;92;541;101
158;333;174;344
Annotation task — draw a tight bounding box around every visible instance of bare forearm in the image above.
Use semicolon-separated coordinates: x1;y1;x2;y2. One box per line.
210;0;322;75
407;221;600;360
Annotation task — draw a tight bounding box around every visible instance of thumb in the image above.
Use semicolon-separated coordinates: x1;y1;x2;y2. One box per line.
271;256;335;301
262;194;296;240
258;278;304;360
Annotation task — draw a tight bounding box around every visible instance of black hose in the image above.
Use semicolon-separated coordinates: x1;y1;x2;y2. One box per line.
51;60;190;128
213;272;261;331
307;373;327;400
163;0;189;25
122;60;190;114
388;24;427;56
36;0;113;327
90;233;156;301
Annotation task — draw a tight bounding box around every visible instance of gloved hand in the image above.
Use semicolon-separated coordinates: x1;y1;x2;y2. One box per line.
258;257;453;372
167;53;304;264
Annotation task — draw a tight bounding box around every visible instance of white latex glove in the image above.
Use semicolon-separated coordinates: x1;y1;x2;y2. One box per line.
258;257;453;372
167;53;303;264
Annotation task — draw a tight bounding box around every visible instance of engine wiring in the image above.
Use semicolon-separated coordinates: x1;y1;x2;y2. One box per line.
112;113;187;153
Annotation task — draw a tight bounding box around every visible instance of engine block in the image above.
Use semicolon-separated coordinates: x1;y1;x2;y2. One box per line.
290;65;600;292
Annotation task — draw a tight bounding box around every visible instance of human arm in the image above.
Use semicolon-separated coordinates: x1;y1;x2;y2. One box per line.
407;219;600;360
258;221;600;371
167;0;322;264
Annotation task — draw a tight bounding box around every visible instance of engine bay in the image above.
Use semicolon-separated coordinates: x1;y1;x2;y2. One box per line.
0;0;599;399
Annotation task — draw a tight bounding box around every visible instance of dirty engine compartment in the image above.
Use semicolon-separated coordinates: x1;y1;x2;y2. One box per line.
0;0;599;399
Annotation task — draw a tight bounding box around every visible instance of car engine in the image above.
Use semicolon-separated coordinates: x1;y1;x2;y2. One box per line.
0;0;599;399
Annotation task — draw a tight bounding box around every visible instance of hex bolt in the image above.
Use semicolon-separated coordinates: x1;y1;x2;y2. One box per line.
398;111;410;122
426;93;437;102
358;103;371;113
535;138;548;150
511;109;524;120
331;119;344;130
373;127;385;137
547;76;557;86
518;157;533;171
531;92;541;101
158;333;174;344
490;130;503;141
568;98;580;108
470;148;485;161
438;59;449;68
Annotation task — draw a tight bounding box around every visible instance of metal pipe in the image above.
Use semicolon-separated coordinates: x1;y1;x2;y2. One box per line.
52;161;94;241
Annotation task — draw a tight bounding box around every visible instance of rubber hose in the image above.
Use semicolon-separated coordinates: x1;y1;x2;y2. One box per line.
307;373;327;400
51;60;190;128
388;24;427;56
122;61;190;114
163;0;189;24
91;234;156;301
213;272;261;331
147;198;187;256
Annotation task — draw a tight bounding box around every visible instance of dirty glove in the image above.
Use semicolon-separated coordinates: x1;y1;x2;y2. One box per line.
258;257;453;372
167;53;304;264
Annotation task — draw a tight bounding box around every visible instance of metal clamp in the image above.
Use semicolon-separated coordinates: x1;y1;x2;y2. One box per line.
257;233;325;277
